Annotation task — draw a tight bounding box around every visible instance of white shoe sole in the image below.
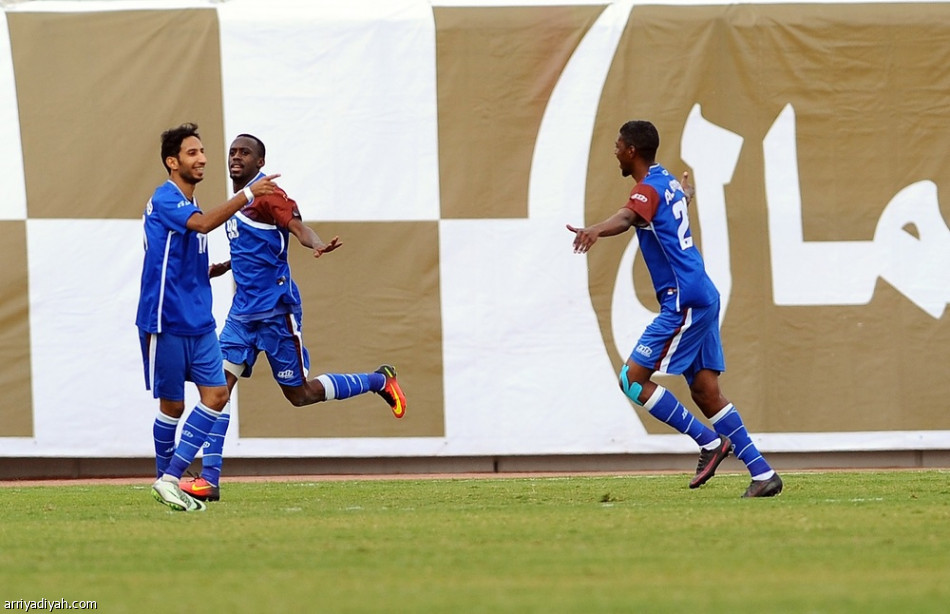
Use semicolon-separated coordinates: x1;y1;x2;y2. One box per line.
152;480;207;512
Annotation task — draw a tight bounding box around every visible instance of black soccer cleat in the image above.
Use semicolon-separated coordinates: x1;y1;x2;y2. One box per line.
742;473;784;498
689;436;732;489
180;476;221;502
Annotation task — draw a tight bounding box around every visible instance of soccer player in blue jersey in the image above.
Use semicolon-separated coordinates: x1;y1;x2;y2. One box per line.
567;120;782;497
137;123;279;512
179;133;406;502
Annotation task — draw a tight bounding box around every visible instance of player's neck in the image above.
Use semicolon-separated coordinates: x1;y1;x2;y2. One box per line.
231;175;254;194
170;175;196;200
632;160;653;183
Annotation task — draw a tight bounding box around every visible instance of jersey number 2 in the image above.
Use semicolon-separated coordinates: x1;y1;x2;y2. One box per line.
672;200;693;250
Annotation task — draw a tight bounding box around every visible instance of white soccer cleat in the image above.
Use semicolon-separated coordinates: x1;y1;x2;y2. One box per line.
151;478;207;512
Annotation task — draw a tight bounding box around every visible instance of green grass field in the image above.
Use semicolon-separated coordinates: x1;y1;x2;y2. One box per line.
2;470;949;613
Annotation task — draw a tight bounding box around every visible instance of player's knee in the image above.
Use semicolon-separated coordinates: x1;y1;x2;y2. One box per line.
619;364;645;406
204;388;230;411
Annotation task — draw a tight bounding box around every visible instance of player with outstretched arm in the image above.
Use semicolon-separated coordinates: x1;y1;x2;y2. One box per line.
567;120;782;498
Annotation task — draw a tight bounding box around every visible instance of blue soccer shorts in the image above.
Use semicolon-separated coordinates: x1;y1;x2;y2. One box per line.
628;291;725;385
139;329;228;401
218;310;310;387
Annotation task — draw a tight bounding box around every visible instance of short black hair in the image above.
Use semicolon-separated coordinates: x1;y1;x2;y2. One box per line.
618;120;659;162
160;122;201;173
235;133;266;159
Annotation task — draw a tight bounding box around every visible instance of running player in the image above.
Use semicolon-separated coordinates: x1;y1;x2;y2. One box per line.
180;133;406;502
566;120;782;498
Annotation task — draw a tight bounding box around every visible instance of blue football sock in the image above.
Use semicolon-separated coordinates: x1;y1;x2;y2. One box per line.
164;402;220;480
644;386;718;447
710;404;773;477
316;372;386;400
200;404;230;487
153;413;179;479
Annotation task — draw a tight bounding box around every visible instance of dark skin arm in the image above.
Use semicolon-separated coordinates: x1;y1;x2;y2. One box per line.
681;170;694;205
567;169;692;252
209;261;231;278
185;173;280;235
287;218;342;258
566;207;641;254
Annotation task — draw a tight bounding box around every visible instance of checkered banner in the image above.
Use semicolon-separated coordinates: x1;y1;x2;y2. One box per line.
1;0;949;458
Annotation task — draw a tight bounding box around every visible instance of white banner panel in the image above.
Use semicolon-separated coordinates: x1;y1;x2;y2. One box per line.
216;0;440;222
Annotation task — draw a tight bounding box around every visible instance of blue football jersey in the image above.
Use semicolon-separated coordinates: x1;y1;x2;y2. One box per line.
225;172;302;321
624;164;719;310
135;180;215;335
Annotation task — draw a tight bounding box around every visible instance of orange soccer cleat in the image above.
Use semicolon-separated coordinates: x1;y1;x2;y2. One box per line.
180;476;220;502
374;364;406;419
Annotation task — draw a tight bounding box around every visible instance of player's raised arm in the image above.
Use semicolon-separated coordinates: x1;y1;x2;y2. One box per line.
681;170;695;205
186;173;281;234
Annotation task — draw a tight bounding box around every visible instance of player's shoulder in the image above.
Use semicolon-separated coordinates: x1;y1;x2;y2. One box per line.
152;180;189;207
643;163;672;184
249;173;291;203
254;187;293;211
642;165;683;198
265;185;293;207
631;178;661;202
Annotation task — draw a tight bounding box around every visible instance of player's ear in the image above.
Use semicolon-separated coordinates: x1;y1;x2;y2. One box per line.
165;155;179;171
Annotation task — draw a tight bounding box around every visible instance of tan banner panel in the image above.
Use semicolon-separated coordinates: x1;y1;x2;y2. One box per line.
237;221;444;437
435;5;605;219
0;221;32;436
7;9;227;219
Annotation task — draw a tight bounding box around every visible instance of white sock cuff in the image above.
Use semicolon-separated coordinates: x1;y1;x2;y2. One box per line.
709;403;735;425
156;412;179;425
316;374;336;400
195;401;222;418
642;385;667;411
